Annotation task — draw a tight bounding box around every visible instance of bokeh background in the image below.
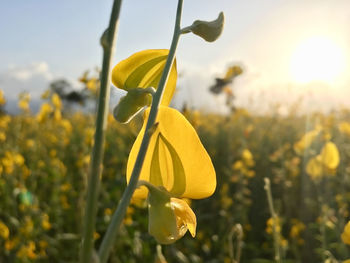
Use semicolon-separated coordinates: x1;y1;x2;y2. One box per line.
1;0;350;262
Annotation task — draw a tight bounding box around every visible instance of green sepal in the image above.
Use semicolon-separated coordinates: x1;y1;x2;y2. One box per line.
113;87;154;123
138;181;179;244
182;12;224;42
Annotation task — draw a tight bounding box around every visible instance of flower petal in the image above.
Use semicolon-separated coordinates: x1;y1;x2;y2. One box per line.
171;198;196;237
111;49;177;106
127;106;216;199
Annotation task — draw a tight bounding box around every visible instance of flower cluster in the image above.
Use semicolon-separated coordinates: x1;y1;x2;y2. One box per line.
112;49;216;244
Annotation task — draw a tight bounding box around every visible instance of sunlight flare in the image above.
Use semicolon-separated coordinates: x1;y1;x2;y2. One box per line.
290;36;346;83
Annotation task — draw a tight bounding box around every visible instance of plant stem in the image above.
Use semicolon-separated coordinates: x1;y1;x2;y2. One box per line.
98;1;184;262
80;1;123;262
264;178;281;263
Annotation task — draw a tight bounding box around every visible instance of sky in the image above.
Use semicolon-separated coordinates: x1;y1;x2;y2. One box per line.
1;0;350;114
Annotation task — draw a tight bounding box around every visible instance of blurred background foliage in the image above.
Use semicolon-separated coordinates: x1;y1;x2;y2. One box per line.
0;69;350;262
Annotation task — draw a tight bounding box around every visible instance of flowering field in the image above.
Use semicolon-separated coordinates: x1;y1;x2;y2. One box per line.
1;90;350;262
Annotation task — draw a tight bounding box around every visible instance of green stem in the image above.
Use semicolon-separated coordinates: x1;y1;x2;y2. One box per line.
97;1;184;262
80;1;123;262
264;178;281;263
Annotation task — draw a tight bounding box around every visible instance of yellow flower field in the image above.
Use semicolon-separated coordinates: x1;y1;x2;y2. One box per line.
1;90;350;262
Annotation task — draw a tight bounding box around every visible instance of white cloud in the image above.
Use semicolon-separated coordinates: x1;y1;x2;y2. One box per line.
0;62;54;100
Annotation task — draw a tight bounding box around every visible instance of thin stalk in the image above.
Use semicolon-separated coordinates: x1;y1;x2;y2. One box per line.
98;1;184;262
80;1;123;262
264;178;281;263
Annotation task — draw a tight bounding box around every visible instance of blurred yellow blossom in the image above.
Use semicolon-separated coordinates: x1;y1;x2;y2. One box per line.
290;219;305;239
306;155;323;180
42;214;51;230
26;139;35;148
18;92;31;112
37;103;53;123
51;93;62;109
320;141;340;170
0;115;11;129
0;221;9;239
341;221;350;245
0;131;5;142
5;238;18;251
54;109;62;121
294;127;321;155
242;149;255;167
0;89;6;105
266;217;281;234
339;121;350;136
16;241;37;260
20;217;34;237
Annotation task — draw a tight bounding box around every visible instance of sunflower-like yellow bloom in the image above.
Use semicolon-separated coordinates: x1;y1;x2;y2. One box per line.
128;106;216;243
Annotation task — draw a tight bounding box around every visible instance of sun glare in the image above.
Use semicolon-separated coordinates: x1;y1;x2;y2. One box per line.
290;36;346;83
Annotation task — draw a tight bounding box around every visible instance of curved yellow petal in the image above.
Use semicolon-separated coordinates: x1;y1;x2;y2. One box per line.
171;198;196;237
111;49;177;106
127;106;216;199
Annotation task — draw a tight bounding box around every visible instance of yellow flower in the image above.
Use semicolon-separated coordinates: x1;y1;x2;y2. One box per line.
0;89;6;105
51;93;62;109
36;103;53;123
42;214;51;230
320;141;340;170
290;220;305;238
0;221;9;239
16;241;37;260
306;141;340;180
128;106;216;244
294;127;321;155
339;121;350;136
232;160;243;170
5;238;18;251
266;217;281;234
0;115;11;129
306;155;323;179
341;221;350;245
18;92;31;112
0;131;5;142
242;149;255;167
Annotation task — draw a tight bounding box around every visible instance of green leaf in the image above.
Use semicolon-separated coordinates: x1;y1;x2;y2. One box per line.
113;87;153;123
182;12;224;42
